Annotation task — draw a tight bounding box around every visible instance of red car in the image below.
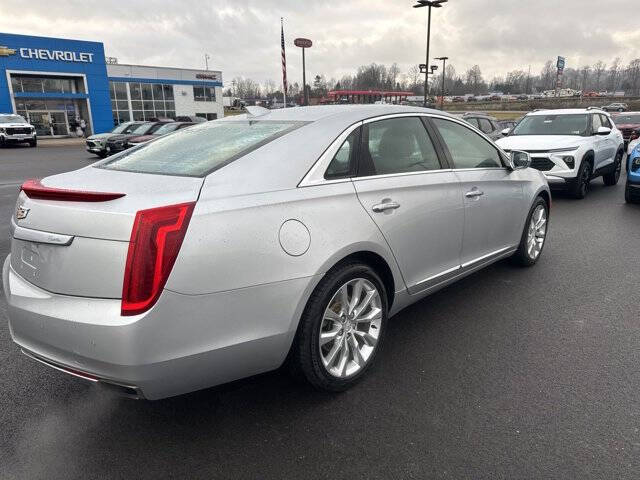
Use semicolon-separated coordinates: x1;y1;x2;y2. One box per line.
611;112;640;146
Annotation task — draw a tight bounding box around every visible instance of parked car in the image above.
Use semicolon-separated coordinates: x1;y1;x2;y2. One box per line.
127;122;196;147
105;121;173;155
86;121;146;158
583;91;599;98
516;95;529;101
497;108;624;199
0;113;37;147
452;96;465;103
455;112;503;141
626;143;640;203
3;105;550;399
610;112;640;150
602;103;628;112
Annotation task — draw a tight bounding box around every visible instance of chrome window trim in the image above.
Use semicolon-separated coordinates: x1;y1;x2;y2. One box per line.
298;111;506;188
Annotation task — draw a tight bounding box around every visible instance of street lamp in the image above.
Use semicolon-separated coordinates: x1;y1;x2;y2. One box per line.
435;56;448;110
413;0;448;107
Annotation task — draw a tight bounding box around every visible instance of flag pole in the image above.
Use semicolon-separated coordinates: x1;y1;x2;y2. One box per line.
281;17;287;108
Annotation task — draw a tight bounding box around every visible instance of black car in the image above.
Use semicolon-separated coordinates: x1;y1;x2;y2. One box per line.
455;112;503;141
105;121;173;155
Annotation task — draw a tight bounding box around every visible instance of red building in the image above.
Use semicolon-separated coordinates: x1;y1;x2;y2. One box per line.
326;89;414;104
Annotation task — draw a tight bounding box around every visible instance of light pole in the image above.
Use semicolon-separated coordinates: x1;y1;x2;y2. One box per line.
413;0;447;107
435;56;448;109
204;53;210;71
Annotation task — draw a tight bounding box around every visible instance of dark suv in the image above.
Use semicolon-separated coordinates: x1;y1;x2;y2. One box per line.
455;112;503;141
105;121;173;155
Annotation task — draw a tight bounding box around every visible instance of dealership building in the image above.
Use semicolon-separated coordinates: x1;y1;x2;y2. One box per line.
0;33;223;137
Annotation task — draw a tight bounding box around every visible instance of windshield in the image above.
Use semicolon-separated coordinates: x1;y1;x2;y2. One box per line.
152;123;181;135
613;114;640;124
510;114;588;136
130;123;154;135
99;120;306;176
111;122;136;134
0;115;26;123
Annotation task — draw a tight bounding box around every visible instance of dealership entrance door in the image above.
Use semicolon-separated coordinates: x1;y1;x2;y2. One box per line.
27;111;70;137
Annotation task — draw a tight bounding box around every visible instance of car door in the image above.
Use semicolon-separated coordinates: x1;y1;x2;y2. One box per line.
351;116;464;294
591;113;608;170
429;117;526;269
598;114;617;165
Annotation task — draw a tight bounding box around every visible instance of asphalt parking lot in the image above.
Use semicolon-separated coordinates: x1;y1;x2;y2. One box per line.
1;143;640;479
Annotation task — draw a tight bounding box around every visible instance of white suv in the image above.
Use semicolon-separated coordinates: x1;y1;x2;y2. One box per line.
0;113;37;148
496;108;624;198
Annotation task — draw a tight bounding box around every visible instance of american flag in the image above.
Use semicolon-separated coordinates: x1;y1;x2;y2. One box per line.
280;18;288;95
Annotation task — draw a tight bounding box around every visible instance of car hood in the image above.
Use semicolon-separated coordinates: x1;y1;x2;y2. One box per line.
2;122;33;128
87;133;118;141
128;134;156;143
496;135;586;151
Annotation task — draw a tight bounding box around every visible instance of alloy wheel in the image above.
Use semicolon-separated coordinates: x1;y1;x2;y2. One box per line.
580;164;591;196
526;204;547;260
319;278;382;378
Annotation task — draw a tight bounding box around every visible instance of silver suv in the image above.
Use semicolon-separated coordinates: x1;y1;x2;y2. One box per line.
497;108;624;198
0;113;37;147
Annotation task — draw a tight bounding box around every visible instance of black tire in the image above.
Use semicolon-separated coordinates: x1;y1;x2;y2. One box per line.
28;138;37;147
0;137;4;148
97;152;107;159
569;157;593;199
603;149;623;186
290;262;388;391
511;196;549;267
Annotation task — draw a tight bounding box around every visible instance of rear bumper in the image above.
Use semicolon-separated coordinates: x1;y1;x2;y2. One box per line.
3;255;319;399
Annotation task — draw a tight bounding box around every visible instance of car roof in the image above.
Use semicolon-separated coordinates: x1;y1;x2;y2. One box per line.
527;108;602;116
219;104;453;124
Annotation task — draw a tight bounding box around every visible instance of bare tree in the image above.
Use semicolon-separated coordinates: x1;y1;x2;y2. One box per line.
608;58;621;92
581;66;591;92
465;65;484;95
592;61;606;91
626;59;640;96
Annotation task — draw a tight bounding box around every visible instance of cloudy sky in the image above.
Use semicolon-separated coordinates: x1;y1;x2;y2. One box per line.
2;0;640;86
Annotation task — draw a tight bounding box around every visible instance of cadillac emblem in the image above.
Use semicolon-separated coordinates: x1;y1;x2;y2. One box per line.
16;206;30;220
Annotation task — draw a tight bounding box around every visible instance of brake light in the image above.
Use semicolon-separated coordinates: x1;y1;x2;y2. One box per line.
121;202;195;316
21;179;125;202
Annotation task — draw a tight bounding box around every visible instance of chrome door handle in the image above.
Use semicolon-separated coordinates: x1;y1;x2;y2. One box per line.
465;189;484;198
372;201;401;212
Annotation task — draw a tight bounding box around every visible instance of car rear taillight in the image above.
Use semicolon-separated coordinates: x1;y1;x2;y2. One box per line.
121;202;195;316
21;179;125;202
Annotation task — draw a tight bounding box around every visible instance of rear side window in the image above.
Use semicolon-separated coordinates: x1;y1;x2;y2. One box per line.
432;118;503;169
359;117;441;176
99;121;305;177
325;129;359;179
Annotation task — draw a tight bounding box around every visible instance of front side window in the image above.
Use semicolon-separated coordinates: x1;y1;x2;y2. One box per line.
100;121;305;177
432;118;503;169
360;117;441;176
600;114;612;129
325;129;359;179
592;114;602;132
511;114;589;136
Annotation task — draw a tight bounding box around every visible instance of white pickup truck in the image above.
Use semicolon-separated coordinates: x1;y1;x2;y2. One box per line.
0;113;37;147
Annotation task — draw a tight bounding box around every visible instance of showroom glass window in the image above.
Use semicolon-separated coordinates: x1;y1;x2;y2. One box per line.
109;82;130;125
193;86;216;102
127;82;176;121
432;118;503;169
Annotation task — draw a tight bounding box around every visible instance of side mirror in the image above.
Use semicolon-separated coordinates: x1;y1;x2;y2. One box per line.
509;150;531;170
596;126;611;136
501;128;510;136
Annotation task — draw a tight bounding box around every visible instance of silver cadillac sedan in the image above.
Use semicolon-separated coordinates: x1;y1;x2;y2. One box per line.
3;105;550;399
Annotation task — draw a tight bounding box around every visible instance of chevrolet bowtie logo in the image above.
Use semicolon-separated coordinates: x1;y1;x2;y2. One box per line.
0;45;17;56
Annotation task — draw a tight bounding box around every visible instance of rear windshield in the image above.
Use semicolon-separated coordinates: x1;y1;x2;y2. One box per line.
98;120;305;177
613;114;640;124
511;114;588;136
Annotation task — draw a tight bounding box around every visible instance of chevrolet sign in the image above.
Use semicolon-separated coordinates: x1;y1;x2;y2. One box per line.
19;48;94;63
0;45;17;56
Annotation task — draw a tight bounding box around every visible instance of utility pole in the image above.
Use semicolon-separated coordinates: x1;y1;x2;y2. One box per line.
204;53;210;71
435;56;448;109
